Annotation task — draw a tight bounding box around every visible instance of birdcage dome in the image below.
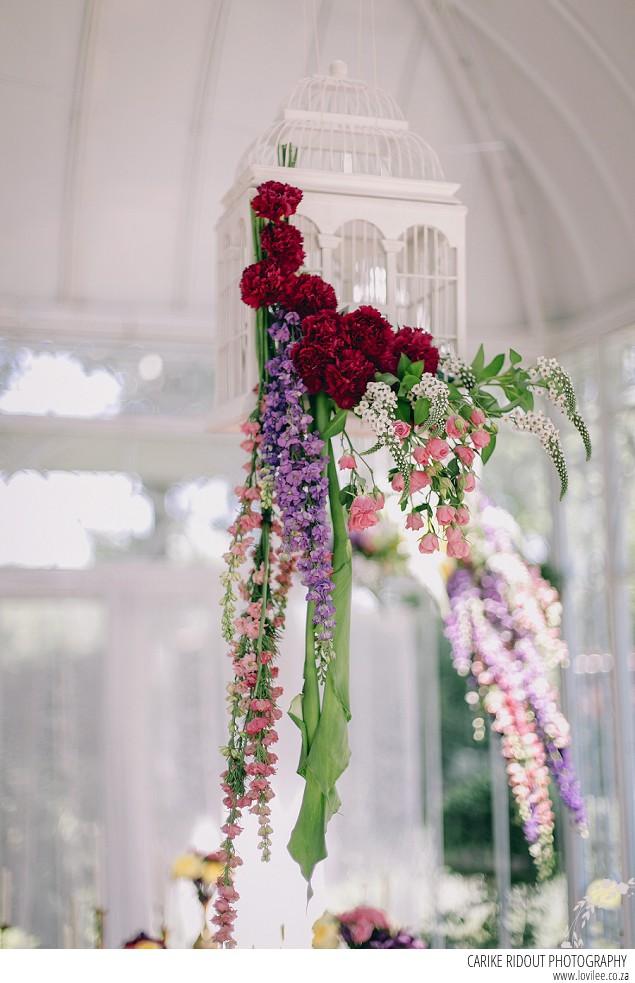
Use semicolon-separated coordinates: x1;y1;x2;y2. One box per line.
236;61;445;182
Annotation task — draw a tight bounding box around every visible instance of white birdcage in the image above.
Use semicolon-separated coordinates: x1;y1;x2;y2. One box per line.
212;61;466;431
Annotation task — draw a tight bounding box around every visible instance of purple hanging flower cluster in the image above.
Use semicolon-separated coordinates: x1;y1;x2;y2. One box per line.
261;311;336;668
444;500;587;876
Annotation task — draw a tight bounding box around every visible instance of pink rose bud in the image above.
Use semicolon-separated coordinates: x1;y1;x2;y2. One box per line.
392;420;412;441
445;523;463;543
436;505;456;525
470;408;486;426
426;437;450;460
462;473;477;493
374;493;385;510
419;532;440;554
455;506;470;526
391;473;405;492
338;454;356;470
447;536;471;560
348;496;381;532
413;445;430;466
445;415;464;439
410;470;432;493
471;429;491;449
406;513;424;531
456;445;476;467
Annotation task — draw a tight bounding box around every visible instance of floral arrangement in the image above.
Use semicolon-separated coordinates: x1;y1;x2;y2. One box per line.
212;180;590;946
563;878;635;948
171;850;224;905
172;849;225;948
312;905;426;949
444;498;587;879
123;932;166;949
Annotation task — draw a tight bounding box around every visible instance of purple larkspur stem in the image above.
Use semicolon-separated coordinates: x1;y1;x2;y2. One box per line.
260;310;336;656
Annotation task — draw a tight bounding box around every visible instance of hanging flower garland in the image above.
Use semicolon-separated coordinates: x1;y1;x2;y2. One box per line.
444;499;588;879
212;180;591;946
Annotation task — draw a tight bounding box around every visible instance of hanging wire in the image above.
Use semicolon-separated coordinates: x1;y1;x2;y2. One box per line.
370;0;378;90
311;0;322;77
357;0;364;81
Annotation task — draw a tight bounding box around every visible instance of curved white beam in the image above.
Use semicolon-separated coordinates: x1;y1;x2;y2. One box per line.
546;0;635;113
503;119;602;304
447;0;635;248
410;0;545;337
57;0;102;301
172;0;230;307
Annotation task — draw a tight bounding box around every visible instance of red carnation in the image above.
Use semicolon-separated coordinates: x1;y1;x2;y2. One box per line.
251;181;303;221
324;349;376;409
240;259;290;310
291;342;332;395
343;306;394;365
284;273;338;318
382;326;440;375
260;222;305;274
302;310;347;348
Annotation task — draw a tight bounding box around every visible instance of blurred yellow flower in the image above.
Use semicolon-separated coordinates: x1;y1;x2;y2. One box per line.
172;853;202;881
585;878;622;910
312;914;340;949
201;860;224;885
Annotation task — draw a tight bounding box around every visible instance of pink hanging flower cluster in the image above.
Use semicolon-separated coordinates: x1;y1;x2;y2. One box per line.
444;501;587;878
215;419;296;946
351;381;490;559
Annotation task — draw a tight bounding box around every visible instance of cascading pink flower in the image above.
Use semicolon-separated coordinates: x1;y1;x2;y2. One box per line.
456;445;476;467
347;495;383;532
413;445;430;466
470;407;486;426
445;415;466;439
419;532;440;553
406;513;424;531
338;454;356;470
471;429;491;449
410;470;431;493
426;436;450;460
447;535;470;560
436;505;456;525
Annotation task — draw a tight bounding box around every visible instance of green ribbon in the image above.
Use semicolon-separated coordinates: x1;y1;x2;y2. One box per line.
288;392;352;888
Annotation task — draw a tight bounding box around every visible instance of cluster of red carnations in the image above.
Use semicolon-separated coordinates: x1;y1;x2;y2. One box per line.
239;180;492;563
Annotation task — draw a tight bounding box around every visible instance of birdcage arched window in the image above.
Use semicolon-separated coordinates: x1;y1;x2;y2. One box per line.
396;225;458;348
291;214;323;277
332;220;387;314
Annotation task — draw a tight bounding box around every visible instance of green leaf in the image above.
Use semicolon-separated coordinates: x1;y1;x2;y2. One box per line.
397;353;412;379
375;372;398;386
446;457;460;476
481;353;505;380
446;383;464;402
471;344;485;377
478;392;502;412
519;388;535;412
509;348;522;365
400;373;420;394
480;432;497;465
414;397;431;426
408;359;425;379
288;694;308;765
288;394;352;887
338;485;354;506
321;408;348;440
395;398;412;423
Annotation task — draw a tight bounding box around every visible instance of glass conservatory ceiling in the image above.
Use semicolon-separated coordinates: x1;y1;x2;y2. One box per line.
1;0;634;354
